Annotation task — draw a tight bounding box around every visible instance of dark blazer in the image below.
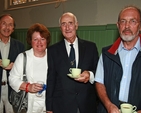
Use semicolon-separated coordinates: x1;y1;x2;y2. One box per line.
0;38;25;100
46;38;99;113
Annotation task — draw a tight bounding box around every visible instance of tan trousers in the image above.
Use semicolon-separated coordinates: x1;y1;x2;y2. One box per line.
0;85;14;113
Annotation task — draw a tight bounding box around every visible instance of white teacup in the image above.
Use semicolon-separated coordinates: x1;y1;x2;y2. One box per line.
69;68;81;78
2;59;10;68
120;103;137;113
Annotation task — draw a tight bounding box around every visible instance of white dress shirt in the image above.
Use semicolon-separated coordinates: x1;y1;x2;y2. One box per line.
64;37;95;84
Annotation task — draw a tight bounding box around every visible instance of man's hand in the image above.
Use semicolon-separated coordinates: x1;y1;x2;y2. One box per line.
106;103;120;113
137;110;141;113
0;60;14;70
4;62;14;70
75;71;90;83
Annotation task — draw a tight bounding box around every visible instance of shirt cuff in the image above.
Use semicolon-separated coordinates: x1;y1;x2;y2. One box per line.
89;71;94;84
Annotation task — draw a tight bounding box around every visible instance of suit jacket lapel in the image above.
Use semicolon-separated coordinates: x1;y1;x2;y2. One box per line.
58;40;70;67
8;39;13;59
78;39;85;68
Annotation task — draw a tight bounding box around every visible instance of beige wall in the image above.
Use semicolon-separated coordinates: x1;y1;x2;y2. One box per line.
0;0;141;28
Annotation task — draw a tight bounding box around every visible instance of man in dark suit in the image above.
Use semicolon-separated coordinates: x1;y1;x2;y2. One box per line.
46;12;99;113
0;14;25;113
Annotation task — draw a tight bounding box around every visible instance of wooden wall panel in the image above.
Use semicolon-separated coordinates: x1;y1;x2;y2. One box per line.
11;24;119;54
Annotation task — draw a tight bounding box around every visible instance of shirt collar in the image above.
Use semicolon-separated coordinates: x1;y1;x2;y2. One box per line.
0;37;11;43
64;37;78;47
108;34;141;54
118;37;140;52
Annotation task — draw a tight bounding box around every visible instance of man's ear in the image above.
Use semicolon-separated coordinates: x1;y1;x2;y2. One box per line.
139;24;141;31
116;22;119;29
75;22;78;30
60;26;62;31
12;28;14;33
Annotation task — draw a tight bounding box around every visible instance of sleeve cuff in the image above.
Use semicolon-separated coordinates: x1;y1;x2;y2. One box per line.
89;71;94;84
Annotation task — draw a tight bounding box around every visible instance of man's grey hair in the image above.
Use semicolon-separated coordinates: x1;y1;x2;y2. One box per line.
59;12;78;26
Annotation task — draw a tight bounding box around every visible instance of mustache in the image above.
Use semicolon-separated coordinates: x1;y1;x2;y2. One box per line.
122;29;132;33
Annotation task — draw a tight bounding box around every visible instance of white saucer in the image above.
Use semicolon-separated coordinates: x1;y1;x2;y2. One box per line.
119;109;137;113
67;74;79;79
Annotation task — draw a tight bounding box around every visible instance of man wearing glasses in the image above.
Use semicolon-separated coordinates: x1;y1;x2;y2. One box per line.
0;14;24;113
95;6;141;113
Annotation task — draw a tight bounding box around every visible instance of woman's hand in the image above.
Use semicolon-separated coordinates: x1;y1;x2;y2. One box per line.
28;83;43;93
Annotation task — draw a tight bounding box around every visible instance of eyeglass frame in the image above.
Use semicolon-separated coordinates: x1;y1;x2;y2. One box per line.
0;21;14;28
118;19;141;26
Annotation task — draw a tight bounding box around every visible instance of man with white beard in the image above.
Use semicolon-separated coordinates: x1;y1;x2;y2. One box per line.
95;5;141;113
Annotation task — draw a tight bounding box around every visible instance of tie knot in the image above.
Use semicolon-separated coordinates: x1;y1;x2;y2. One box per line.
70;44;73;47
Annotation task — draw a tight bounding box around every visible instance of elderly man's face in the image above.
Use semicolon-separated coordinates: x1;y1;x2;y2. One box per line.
60;14;78;42
117;8;141;42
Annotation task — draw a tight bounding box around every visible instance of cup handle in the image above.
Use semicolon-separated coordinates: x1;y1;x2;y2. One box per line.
133;106;137;112
69;68;72;73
